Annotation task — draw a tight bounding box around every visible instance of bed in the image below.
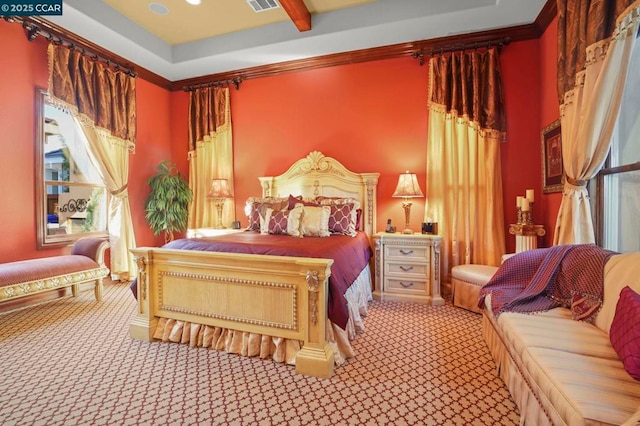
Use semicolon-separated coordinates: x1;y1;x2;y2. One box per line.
130;151;379;378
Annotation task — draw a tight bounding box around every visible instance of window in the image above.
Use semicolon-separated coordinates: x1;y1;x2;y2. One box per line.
595;34;640;253
36;89;108;248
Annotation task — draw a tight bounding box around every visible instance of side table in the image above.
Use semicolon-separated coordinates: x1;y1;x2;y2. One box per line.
373;232;444;305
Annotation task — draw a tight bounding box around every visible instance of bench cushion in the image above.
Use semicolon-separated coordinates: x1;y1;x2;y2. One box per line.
0;255;99;287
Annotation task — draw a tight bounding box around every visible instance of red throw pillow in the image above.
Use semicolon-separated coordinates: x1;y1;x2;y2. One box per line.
609;286;640;380
287;194;318;210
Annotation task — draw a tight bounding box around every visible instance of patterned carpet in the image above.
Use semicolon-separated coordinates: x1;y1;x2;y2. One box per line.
0;281;519;425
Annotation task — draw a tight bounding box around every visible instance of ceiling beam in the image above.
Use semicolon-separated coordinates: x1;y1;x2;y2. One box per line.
279;0;311;32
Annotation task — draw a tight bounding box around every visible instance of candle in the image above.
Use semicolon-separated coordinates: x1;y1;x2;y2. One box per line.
521;198;530;212
526;189;535;203
517;196;524;209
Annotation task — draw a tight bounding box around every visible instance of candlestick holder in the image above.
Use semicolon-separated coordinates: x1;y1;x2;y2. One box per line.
517;203;535;224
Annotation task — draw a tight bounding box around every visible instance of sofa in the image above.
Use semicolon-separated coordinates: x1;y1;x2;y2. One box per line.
481;248;640;425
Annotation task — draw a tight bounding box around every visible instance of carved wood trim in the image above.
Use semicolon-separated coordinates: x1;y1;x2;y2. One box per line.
158;271;299;330
172;19;550;91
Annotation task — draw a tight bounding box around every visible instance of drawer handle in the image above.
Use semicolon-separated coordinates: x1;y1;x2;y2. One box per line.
399;266;414;272
399;250;414;255
399;282;414;288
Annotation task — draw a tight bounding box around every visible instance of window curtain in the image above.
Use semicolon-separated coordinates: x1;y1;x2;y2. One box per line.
188;86;235;228
553;0;639;245
425;47;507;278
48;44;137;281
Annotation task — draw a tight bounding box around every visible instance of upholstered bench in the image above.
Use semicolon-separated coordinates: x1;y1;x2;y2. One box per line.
0;237;109;304
451;264;498;313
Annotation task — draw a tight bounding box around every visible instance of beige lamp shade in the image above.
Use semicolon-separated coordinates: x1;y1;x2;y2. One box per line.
207;178;233;199
392;171;424;198
392;171;423;234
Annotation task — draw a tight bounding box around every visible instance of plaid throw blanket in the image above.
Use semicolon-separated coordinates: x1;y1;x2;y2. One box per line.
478;244;617;322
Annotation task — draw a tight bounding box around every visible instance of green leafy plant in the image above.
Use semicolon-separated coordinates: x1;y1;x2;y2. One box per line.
145;161;193;243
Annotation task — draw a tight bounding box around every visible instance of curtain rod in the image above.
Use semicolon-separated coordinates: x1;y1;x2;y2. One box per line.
412;37;511;66
183;77;243;92
4;16;137;78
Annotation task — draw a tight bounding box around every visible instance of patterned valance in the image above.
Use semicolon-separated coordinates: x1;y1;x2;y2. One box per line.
48;43;136;150
557;0;638;102
429;47;506;142
188;86;228;151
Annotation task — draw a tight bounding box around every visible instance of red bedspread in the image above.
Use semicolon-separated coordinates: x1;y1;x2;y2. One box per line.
154;231;372;330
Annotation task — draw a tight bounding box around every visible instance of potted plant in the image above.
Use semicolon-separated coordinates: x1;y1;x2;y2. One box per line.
145;160;193;243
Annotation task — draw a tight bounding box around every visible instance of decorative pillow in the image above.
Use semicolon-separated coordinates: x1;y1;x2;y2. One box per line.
609;286;640;380
245;197;288;231
316;197;361;236
328;203;357;237
299;205;331;237
570;292;602;323
287;194;318;210
260;206;303;237
355;208;363;231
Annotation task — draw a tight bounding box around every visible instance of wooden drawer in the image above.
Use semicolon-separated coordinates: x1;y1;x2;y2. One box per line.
385;245;429;261
385;262;429;276
384;277;428;292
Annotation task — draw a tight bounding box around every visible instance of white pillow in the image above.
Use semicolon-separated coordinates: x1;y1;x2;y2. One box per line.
299;205;331;237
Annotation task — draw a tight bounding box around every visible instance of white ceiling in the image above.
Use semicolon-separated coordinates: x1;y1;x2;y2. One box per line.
46;0;547;82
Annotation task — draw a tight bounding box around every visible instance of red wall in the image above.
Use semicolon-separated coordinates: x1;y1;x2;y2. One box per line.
0;23;51;261
130;78;176;248
230;58;429;233
0;17;560;263
500;39;544;253
539;17;563;247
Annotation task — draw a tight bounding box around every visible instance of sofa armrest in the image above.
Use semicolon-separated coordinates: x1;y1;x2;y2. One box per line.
622;405;640;426
71;237;109;267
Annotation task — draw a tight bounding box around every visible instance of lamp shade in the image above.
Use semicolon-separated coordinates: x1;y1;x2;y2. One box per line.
207;178;233;199
392;171;424;198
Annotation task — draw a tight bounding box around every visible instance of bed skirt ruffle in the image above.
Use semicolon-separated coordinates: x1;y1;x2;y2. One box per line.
152;265;373;366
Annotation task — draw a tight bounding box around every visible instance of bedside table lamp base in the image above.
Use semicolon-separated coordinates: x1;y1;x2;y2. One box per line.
213;200;226;229
402;201;413;234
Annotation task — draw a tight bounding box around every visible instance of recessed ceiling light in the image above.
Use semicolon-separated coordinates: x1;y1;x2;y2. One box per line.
148;2;169;15
186;0;201;5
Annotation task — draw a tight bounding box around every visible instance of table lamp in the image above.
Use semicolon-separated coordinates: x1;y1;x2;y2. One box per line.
392;171;424;234
207;178;233;229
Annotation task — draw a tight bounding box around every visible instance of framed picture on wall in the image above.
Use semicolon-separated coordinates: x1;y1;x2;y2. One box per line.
542;119;564;193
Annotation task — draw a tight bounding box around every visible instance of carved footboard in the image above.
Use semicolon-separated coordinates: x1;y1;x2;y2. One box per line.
130;247;335;378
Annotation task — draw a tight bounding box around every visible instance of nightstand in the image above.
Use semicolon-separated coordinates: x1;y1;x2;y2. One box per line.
187;228;245;238
373;232;444;305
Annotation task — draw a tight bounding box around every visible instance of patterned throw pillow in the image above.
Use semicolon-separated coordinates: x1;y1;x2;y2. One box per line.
328;203;357;236
316;197;361;237
245;197;288;231
260;206;303;237
299;205;331;237
609;286;640;380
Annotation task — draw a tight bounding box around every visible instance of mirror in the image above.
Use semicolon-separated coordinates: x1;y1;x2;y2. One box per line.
36;88;109;248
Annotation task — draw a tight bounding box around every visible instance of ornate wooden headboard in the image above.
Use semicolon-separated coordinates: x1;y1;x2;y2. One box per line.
258;151;380;238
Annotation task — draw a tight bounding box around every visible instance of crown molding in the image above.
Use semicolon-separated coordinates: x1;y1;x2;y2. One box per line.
6;0;556;92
